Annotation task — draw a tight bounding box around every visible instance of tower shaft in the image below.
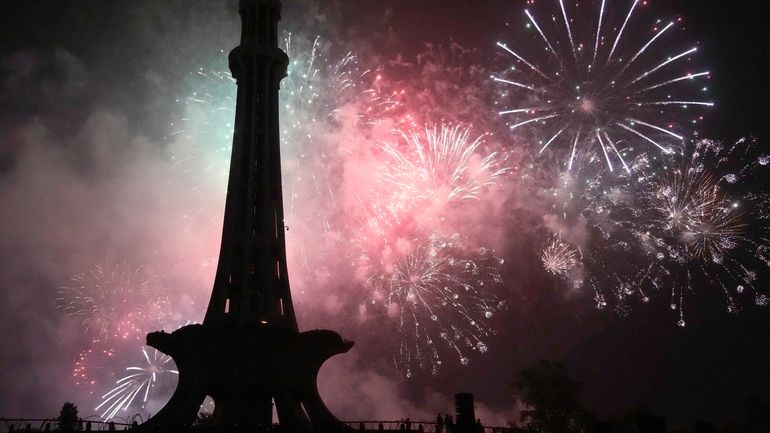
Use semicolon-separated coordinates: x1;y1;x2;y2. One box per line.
205;0;296;331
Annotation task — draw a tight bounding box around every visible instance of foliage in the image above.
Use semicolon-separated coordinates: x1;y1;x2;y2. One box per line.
58;402;79;432
513;360;593;433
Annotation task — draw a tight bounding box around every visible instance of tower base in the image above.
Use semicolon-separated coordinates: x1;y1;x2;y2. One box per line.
137;324;353;431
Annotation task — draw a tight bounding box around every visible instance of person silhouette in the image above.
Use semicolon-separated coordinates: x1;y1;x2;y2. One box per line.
436;413;444;433
444;414;454;433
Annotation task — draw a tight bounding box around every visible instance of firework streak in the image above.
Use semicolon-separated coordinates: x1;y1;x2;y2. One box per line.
541;138;770;324
494;0;713;172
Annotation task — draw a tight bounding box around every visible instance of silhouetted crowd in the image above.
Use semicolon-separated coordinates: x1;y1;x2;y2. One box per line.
434;413;484;433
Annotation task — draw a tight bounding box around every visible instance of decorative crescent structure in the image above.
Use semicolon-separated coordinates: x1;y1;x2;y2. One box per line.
140;0;353;429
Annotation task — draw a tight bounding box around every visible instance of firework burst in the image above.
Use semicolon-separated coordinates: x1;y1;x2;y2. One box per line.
494;0;713;173
96;348;179;420
56;262;170;343
627;138;770;324
167;64;235;201
280;33;374;218
380;124;509;208
541;236;579;278
365;233;505;377
278;33;407;295
542;138;770;324
349;123;509;376
71;346;118;391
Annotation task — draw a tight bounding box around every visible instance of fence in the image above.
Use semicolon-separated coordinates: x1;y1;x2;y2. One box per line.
0;419;133;431
1;418;529;433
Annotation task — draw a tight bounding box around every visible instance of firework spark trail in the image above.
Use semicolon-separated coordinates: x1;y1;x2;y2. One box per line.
56;260;184;422
494;0;713;173
354;124;510;251
347;123;510;375
541;237;579;278
55;262;169;344
365;233;505;377
282;33;399;126
278;33;422;297
629;139;770;322
541;138;770;324
380;125;509;206
96;348;179;420
280;33;379;214
168;66;235;185
71;347;117;390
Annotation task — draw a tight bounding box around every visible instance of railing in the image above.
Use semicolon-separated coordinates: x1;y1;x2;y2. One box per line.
0;419;133;431
339;421;525;433
0;418;528;433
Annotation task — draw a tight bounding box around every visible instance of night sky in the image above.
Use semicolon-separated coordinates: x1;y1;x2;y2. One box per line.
1;0;769;427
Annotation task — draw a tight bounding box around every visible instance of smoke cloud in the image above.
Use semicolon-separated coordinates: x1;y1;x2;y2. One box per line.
0;0;616;425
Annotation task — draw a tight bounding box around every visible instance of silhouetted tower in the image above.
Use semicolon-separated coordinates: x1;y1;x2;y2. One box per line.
205;0;295;331
140;0;353;430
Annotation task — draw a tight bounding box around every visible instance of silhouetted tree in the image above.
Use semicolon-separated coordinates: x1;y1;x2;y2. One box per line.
58;402;79;433
513;360;593;433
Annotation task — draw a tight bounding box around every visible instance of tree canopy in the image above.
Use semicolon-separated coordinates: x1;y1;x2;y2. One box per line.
514;360;593;433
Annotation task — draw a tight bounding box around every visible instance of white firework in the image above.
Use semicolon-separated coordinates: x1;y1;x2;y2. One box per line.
96;348;178;420
494;0;713;173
